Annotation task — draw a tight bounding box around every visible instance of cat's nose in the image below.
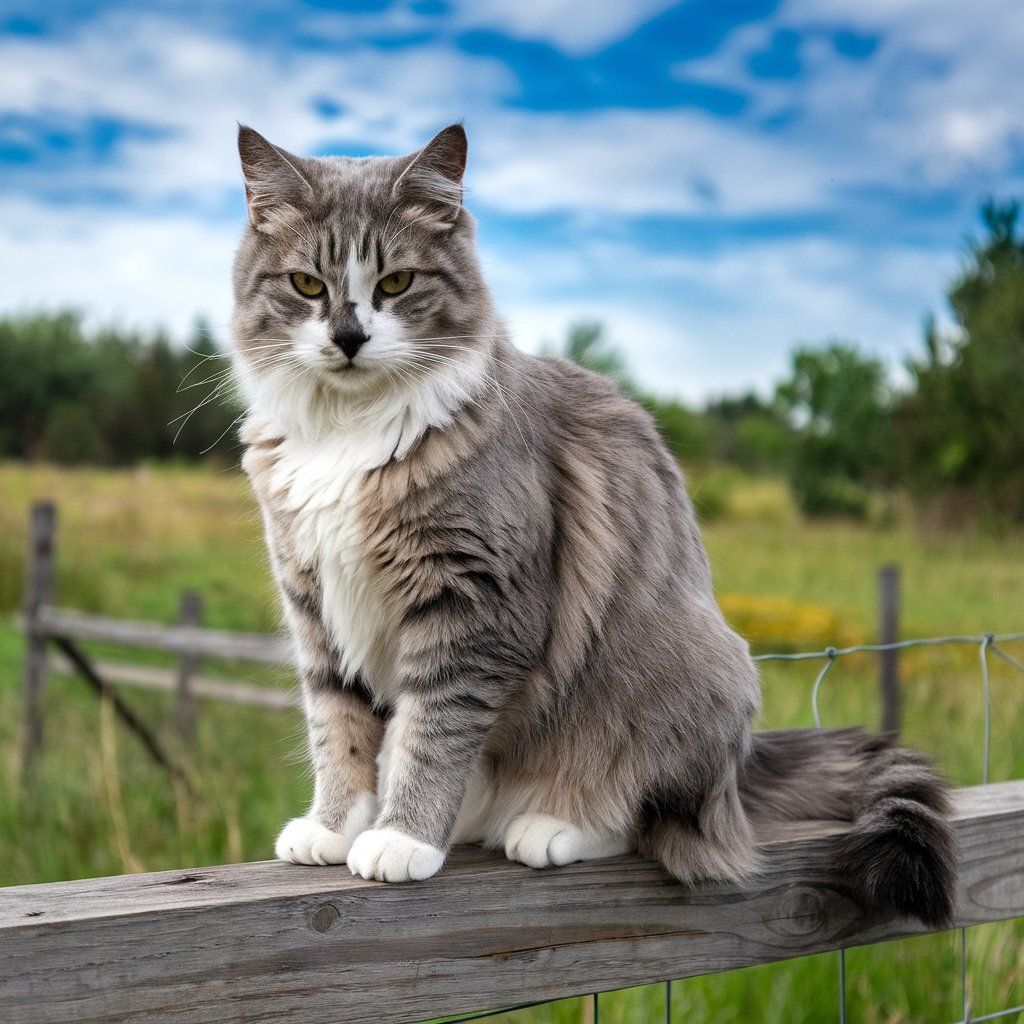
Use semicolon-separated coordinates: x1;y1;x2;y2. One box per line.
332;327;368;360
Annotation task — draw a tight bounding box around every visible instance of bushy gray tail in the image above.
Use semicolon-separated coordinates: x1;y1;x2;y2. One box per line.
739;728;956;927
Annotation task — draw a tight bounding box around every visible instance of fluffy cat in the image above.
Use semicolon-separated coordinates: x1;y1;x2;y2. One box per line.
231;123;955;925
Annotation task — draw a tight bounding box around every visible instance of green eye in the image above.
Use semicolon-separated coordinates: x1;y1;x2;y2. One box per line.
378;270;413;296
290;272;326;298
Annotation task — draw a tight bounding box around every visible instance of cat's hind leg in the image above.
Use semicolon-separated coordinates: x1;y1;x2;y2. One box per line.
503;813;633;869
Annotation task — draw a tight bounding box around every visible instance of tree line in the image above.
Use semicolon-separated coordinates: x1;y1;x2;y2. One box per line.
0;315;235;465
0;201;1021;522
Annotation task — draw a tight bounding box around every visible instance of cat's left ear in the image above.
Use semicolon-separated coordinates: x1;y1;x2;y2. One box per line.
237;125;314;233
393;123;467;231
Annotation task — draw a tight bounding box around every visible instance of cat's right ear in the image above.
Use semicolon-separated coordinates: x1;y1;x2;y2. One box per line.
237;125;314;233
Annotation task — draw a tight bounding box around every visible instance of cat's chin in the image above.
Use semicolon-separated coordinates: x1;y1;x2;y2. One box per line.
317;362;385;393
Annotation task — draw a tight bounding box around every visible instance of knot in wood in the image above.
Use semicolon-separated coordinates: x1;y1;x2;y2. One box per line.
309;903;340;933
768;885;833;939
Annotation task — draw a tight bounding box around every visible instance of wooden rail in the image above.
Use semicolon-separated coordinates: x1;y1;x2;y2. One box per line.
2;781;1023;1024
35;606;290;665
46;649;297;709
17;499;298;772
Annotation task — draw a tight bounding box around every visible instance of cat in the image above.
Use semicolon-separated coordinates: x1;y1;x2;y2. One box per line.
231;123;955;925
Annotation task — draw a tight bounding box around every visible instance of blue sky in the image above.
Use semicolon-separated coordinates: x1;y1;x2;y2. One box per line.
2;0;1023;400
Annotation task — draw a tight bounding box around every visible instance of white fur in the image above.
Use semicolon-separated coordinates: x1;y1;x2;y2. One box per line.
347;827;445;882
504;813;632;869
275;790;376;865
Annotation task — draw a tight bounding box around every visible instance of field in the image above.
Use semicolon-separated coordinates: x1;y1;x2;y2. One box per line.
1;461;1023;1023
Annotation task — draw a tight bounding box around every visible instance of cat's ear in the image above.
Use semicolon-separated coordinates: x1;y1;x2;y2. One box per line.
393;123;467;231
237;125;314;233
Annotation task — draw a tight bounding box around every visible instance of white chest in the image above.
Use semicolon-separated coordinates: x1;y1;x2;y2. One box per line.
268;433;393;685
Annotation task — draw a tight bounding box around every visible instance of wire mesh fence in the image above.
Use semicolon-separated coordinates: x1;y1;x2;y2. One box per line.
422;630;1024;1024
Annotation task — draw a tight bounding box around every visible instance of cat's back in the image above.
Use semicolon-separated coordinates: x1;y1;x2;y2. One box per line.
506;348;693;521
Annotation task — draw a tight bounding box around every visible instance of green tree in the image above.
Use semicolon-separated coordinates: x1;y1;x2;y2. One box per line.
0;312;98;459
559;321;638;395
775;342;893;517
897;200;1024;521
0;311;239;466
704;393;793;472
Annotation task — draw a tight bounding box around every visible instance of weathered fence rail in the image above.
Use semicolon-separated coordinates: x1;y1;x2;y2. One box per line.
34;605;290;664
1;780;1022;1024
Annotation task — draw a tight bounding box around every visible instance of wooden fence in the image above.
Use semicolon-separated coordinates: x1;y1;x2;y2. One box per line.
19;501;297;776
1;780;1022;1024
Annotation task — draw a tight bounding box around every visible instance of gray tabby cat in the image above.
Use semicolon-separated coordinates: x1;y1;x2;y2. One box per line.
231;123;955;925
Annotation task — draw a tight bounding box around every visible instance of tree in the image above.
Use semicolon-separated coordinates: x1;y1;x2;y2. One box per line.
558;321;638;396
0;312;96;459
775;342;893;516
703;393;793;472
897;200;1024;521
0;311;240;466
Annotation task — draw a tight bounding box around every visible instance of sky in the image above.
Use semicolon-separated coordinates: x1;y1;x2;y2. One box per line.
2;0;1024;402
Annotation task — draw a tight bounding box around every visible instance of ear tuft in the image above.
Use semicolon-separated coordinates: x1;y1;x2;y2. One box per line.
237;125;313;233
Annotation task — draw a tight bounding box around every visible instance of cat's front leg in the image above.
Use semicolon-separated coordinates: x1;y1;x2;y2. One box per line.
347;683;505;883
277;677;384;865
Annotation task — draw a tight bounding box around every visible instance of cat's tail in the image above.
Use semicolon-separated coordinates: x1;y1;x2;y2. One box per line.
738;727;956;927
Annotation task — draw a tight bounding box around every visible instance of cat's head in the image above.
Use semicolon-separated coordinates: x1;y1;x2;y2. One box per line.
230;124;492;430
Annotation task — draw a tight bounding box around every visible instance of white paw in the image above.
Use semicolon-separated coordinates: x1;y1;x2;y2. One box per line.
275;792;376;866
504;813;631;868
346;827;445;883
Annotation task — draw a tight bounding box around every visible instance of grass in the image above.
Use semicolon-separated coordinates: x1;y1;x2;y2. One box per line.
1;460;1023;1023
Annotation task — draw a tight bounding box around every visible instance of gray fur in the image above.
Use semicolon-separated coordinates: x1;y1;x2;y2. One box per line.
231;124;954;923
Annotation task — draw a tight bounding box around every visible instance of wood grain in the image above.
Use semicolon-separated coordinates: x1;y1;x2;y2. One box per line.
2;781;1022;1024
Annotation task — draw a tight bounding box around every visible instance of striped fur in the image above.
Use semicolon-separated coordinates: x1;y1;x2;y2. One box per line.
231;124;954;923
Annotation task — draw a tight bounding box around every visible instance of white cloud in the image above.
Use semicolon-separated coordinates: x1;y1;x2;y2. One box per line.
447;0;678;56
0;11;515;202
0;198;237;339
680;0;1024;190
482;232;957;399
470;108;846;216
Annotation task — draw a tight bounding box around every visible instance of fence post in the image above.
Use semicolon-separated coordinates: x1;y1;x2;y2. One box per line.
878;564;901;734
20;501;57;775
176;590;203;744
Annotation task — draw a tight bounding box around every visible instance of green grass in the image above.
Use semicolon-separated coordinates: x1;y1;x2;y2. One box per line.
1;461;1023;1023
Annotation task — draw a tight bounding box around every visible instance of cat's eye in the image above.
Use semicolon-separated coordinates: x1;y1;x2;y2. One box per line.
290;272;326;298
378;270;413;296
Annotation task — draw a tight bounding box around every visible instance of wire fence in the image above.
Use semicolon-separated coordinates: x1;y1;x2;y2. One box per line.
426;630;1024;1024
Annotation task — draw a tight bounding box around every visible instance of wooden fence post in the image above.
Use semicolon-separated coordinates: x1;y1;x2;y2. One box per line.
20;501;56;775
175;590;203;744
878;564;901;734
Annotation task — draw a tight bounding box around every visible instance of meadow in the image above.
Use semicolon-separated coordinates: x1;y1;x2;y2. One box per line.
1;460;1023;1023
